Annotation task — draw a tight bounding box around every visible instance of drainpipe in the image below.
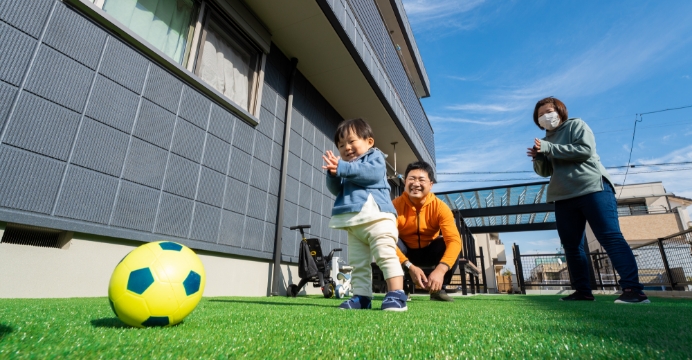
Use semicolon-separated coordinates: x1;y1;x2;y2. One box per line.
270;58;299;296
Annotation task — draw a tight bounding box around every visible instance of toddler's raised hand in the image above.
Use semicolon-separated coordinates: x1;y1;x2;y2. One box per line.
322;150;340;176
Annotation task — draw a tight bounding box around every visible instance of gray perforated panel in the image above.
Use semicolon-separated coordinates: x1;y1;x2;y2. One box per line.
246;186;267;220
232;121;255;154
281;226;296;257
178;86;211;129
163;154;199;200
0;22;37;86
42;2;106;70
0;145;64;214
223;176;248;212
228;148;251;183
208;105;235;143
71;117;129;176
202;134;230;174
24;45;93;112
85;75;139;133
122;139;167;189
196;167;225;207
270;141;282;170
262;222;275;252
155;193;193;237
273;116;285;144
110;181;159;231
256;106;274;138
284;176;299;205
190;202;221;242
171;118;205;162
133;100;175;149
4;92;80;161
250;160;270;192
253;133;272;165
99;38;148;94
0;0;53;38
143;65;182;113
0;82;17;131
54;165;118;224
242;217;264;251
219;210;244;247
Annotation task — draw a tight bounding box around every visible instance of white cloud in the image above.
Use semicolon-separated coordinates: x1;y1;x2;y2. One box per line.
402;0;486;30
428;115;518;126
445;103;516;113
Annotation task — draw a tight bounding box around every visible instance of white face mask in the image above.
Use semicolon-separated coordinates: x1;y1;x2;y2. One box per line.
538;112;561;130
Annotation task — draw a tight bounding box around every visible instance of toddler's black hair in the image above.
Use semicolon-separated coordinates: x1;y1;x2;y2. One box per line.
333;118;374;145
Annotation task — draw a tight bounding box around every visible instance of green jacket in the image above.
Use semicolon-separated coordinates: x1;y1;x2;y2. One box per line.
533;118;613;202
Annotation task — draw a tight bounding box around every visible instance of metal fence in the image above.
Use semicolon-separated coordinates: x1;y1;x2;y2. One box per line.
513;228;692;293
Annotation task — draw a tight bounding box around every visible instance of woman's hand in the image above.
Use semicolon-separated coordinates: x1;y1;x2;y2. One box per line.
527;138;541;159
322;150;340;176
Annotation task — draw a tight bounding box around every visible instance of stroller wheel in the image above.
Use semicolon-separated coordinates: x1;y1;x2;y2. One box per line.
335;284;344;299
322;282;335;298
287;284;299;297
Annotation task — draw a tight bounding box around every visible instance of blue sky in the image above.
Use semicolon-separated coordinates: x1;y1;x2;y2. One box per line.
402;0;692;270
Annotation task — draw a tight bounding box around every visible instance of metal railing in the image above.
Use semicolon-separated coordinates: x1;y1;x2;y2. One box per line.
513;228;692;293
617;205;677;217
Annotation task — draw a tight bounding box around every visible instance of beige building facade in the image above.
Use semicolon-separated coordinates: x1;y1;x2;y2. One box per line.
473;232;507;293
587;181;692;250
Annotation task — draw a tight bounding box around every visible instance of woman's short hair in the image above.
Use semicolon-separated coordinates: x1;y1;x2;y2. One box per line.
533;97;568;129
333;118;374;145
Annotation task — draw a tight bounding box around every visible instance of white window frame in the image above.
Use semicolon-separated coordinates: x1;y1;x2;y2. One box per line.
72;0;269;122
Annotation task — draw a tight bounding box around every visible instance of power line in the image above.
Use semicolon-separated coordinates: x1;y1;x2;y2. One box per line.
437;167;692;183
618;104;692;199
438;161;692;175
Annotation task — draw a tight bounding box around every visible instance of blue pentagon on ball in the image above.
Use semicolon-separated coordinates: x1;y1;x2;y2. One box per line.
183;270;201;295
142;316;170;327
159;242;183;251
127;268;154;294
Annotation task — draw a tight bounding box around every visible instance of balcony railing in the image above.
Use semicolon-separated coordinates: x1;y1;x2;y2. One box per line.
617;205;676;217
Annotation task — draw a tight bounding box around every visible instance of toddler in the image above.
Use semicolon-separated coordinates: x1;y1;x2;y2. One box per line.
322;118;407;311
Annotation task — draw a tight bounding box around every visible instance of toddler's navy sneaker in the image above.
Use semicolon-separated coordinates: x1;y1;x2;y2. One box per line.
339;295;372;309
381;290;408;312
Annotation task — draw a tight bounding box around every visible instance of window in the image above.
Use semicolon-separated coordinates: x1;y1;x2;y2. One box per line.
83;0;266;116
100;0;199;66
195;13;261;112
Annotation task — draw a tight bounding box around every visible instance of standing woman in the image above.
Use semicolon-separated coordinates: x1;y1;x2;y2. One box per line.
527;97;649;304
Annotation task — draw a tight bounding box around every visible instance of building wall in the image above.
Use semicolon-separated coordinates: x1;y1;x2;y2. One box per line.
587;212;682;250
0;225;320;298
0;0;356;297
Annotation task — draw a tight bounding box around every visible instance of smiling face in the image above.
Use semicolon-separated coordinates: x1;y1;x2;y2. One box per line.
404;169;433;204
337;129;374;162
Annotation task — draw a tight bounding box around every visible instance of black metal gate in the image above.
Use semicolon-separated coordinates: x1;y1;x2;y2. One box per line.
513;228;692;293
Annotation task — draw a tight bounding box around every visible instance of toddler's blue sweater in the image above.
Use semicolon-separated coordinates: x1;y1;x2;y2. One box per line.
325;148;396;216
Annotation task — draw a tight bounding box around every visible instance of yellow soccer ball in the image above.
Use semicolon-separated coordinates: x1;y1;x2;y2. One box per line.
108;241;206;328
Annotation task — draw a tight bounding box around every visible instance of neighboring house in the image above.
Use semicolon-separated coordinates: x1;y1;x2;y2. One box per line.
586;181;692;250
0;0;433;297
472;232;506;293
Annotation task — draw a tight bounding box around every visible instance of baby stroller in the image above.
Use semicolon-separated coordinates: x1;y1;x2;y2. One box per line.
286;225;342;298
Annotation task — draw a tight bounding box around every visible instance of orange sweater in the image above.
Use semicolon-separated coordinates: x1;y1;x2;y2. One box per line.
393;192;463;269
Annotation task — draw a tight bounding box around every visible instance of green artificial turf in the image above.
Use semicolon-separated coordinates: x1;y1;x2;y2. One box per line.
1;294;691;359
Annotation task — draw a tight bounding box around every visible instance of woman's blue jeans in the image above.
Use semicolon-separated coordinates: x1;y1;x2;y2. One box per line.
555;180;643;293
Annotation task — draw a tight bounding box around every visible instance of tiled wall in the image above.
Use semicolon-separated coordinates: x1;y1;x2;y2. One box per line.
0;0;346;263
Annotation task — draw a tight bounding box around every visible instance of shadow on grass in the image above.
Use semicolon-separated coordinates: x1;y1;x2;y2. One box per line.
90;318;130;329
0;324;13;340
208;299;336;308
